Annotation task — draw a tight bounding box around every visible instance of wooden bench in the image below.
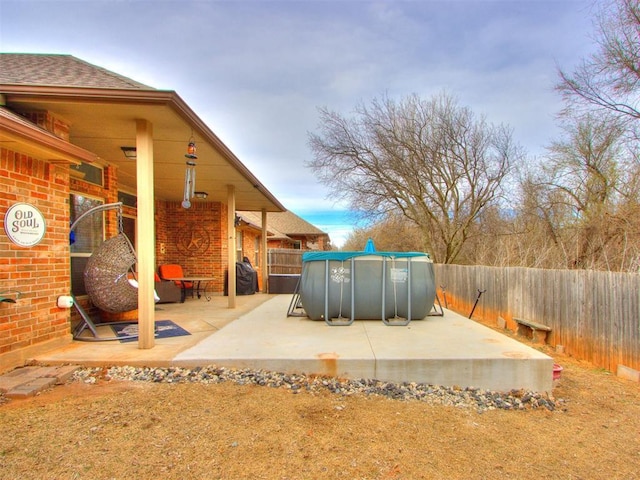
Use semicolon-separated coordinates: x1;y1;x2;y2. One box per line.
514;317;552;344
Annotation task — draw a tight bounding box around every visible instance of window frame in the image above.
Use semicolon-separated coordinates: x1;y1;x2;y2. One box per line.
69;193;105;297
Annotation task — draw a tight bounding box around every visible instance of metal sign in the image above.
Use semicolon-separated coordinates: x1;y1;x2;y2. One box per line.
4;203;47;247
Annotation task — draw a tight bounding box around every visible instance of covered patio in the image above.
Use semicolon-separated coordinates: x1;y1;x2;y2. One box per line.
1;54;285;358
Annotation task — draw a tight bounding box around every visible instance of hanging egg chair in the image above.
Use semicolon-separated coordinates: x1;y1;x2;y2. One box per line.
84;232;138;314
70;202;140;341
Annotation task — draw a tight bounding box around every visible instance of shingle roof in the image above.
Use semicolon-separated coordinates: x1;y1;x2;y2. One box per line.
238;210;327;237
0;53;153;90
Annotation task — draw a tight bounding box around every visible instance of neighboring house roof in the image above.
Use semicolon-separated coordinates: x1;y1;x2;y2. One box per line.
237;210;328;241
0;54;152;90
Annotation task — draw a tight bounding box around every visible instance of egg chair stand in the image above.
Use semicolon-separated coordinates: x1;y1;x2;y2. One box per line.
70;202;146;342
71;293;144;341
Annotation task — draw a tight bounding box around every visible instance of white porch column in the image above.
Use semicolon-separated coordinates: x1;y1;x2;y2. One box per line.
261;208;268;293
227;184;236;308
136;119;155;348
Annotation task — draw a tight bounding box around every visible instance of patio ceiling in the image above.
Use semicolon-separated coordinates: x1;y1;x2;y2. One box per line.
1;86;285;212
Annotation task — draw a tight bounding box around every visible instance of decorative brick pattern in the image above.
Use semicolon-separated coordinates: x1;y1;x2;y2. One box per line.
156;201;227;293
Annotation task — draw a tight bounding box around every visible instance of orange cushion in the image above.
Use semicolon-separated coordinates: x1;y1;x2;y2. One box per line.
158;264;192;288
159;264;184;278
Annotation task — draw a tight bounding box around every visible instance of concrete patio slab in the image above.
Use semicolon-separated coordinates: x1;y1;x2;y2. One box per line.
31;294;553;392
174;295;553;391
174;297;379;380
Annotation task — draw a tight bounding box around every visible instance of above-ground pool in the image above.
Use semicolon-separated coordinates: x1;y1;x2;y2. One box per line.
299;251;436;325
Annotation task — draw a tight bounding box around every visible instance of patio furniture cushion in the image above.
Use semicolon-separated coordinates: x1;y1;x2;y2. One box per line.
158;264;193;288
154;272;181;303
158;264;194;301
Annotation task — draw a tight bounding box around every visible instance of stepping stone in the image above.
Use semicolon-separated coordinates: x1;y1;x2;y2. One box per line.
5;377;57;399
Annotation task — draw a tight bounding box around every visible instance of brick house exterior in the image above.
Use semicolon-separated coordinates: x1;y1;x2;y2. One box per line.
0;54;288;370
237;210;330;251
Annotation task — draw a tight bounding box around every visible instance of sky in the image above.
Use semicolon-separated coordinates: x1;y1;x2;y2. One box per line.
0;0;599;247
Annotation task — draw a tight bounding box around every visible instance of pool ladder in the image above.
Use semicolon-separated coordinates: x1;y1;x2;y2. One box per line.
324;257;412;326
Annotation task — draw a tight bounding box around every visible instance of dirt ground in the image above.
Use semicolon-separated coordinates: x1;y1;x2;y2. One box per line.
1;351;639;480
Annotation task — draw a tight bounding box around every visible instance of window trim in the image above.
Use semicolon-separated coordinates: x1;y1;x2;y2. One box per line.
69;193;105;297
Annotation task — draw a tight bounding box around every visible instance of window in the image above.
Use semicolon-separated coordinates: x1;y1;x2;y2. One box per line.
70;162;103;186
236;230;243;262
254;236;260;266
122;215;136;251
118;191;137;208
69;194;104;296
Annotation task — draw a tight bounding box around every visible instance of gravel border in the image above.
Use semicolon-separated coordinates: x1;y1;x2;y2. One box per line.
72;365;559;413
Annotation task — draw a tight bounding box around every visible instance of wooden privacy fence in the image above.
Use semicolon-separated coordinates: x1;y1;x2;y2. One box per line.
268;248;303;275
433;264;640;374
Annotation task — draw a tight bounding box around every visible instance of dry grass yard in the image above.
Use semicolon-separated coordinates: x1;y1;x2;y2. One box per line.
1;351;638;480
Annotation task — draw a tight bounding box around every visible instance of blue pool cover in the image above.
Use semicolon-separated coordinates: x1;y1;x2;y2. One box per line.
302;251;430;262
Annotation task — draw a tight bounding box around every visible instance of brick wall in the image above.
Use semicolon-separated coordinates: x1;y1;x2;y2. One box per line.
0;147;72;367
155;200;228;293
20;111;71;142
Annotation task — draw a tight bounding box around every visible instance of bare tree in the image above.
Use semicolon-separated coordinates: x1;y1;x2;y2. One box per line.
546;114;623;213
554;0;640;271
342;212;423;253
557;0;640;125
525;114;634;269
307;93;521;263
517;176;574;267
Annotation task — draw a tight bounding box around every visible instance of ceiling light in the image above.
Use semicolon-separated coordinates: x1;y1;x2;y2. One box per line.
193;191;208;199
120;146;137;160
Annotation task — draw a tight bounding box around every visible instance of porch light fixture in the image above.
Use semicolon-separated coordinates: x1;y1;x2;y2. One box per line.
120;146;137;160
182;137;198;209
193;191;208;199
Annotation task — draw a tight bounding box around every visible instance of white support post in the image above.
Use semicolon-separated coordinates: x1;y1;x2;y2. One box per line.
227;185;236;308
136;119;155;349
261;208;268;293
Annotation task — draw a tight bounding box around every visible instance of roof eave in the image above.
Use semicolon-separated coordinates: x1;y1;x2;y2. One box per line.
0;108;98;164
1;84;286;211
